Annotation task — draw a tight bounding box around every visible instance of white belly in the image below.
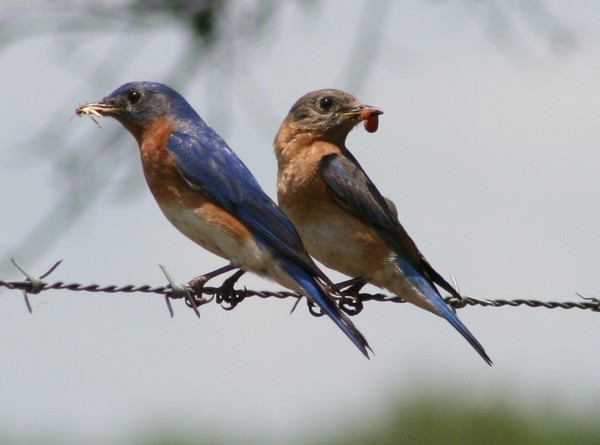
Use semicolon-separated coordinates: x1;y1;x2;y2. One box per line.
158;204;307;294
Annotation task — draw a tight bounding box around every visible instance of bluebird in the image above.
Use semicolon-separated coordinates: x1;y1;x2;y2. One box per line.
76;82;371;357
274;89;492;365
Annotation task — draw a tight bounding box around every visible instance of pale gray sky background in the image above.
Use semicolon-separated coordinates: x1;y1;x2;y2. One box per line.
1;1;600;443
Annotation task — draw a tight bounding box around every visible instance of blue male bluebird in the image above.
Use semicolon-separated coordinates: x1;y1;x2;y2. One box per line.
76;82;371;357
274;89;492;365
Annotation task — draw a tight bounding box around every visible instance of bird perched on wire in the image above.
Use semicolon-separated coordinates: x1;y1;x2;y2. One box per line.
75;81;371;357
273;89;492;365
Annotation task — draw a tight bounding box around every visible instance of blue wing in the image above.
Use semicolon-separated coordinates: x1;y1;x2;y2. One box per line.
167;127;334;287
320;152;492;365
166;127;371;357
319;152;459;297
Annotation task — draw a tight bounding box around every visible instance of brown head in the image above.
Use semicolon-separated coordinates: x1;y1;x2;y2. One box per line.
275;89;382;147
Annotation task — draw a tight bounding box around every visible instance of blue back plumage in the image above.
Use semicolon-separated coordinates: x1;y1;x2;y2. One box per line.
167;120;331;283
320;150;492;365
100;81;369;356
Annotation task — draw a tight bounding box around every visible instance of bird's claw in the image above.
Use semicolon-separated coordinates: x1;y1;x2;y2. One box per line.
306;299;325;318
214;281;244;311
338;276;367;298
186;275;208;295
212;269;246;310
184;276;214;308
338;294;364;316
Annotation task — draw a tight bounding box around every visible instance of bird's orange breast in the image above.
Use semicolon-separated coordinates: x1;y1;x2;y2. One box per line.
275;137;392;278
137;118;254;252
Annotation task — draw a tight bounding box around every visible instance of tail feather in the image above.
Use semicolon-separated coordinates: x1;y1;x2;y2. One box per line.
282;261;371;358
397;258;493;366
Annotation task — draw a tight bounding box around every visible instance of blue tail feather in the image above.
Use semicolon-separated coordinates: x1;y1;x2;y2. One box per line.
281;260;371;358
397;258;493;365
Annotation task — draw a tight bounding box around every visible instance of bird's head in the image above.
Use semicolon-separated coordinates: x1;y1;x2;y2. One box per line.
282;89;383;144
76;81;198;143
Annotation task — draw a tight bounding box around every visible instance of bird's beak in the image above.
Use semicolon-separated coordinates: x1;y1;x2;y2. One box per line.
75;100;120;118
341;105;384;121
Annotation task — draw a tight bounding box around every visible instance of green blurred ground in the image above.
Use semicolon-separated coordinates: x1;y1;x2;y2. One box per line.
4;392;598;445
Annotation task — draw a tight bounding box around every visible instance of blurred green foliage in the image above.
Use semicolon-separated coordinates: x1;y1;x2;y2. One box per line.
320;394;599;445
3;392;598;445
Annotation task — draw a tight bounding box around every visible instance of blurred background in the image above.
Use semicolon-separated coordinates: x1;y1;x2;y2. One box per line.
1;1;599;443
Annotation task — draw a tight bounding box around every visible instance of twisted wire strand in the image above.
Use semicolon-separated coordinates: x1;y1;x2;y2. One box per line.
1;258;599;315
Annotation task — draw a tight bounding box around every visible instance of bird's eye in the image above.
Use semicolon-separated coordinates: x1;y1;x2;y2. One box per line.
318;96;334;112
127;90;142;105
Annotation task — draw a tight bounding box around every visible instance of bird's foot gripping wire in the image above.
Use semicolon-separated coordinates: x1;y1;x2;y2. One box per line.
185;263;236;295
213;269;246;311
184;264;249;311
336;276;366;315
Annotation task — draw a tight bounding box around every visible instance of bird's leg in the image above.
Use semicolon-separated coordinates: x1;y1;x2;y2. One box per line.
185;264;238;306
336;276;367;295
215;269;247;310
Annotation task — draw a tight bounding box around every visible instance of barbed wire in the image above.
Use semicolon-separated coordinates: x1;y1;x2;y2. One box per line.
1;258;599;317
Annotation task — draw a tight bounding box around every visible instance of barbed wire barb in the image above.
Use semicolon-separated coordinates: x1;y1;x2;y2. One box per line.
289;295;303;314
2;259;600;316
159;264;195;319
575;292;600;312
9;257;63;313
